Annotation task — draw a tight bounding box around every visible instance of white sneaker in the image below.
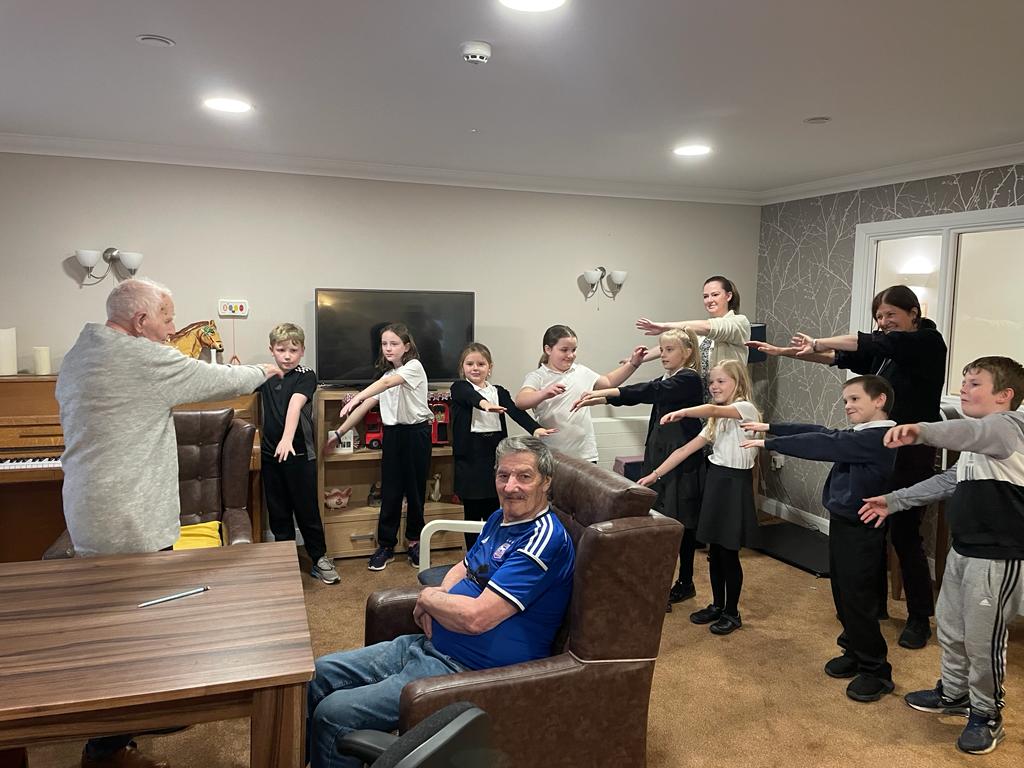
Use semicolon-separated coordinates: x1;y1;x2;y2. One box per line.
312;556;341;584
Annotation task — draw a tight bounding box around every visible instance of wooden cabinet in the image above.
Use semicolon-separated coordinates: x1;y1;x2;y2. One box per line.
314;389;464;559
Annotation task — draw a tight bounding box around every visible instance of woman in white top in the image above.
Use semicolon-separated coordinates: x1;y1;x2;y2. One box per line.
636;275;751;392
330;323;432;571
515;324;647;463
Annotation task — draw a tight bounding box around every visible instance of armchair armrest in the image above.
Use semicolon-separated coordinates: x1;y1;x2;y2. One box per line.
336;730;397;763
399;654;583;730
221;507;253;545
365;586;423;645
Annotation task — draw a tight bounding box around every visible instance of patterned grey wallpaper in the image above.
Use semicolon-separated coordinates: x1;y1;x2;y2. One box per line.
753;164;1024;521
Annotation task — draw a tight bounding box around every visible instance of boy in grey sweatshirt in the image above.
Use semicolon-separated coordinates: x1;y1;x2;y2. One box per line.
859;356;1024;756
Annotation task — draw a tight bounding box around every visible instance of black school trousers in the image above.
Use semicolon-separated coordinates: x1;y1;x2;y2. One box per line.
378;422;432;548
830;513;891;680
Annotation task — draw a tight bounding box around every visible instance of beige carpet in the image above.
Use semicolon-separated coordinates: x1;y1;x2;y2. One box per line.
29;548;1023;767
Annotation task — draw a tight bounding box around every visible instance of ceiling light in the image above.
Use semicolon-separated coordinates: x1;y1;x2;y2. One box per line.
136;34;175;47
499;0;567;11
803;116;832;125
673;144;711;157
203;97;253;113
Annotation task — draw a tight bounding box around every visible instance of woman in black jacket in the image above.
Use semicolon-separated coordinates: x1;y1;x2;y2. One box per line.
451;343;554;547
749;285;946;650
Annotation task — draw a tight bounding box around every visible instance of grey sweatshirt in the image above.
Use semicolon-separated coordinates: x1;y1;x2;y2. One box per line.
885;410;1024;559
56;323;267;556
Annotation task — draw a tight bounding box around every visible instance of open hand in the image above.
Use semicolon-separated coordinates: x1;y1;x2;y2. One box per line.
637;473;658;487
858;495;890;528
635;318;669;336
274;442;296;462
884;424;921;448
790;333;816;356
740;421;769;433
570;392;597;412
533;427;559;438
338;396;360;419
745;341;795;357
542;381;567;400
660;408;687;425
739;439;764;450
480;401;507;414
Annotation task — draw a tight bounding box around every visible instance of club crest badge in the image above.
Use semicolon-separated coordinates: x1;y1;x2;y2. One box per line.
492;541;512;560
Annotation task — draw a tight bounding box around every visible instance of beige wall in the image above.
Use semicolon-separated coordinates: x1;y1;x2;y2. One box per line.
0;152;760;405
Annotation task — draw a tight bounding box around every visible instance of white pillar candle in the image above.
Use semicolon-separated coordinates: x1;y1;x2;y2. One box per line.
0;328;16;375
33;346;51;375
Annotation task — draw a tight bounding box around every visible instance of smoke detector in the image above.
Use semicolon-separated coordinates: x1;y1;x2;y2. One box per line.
461;41;492;64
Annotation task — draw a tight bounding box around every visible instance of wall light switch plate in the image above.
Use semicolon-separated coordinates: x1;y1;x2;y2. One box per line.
218;299;249;318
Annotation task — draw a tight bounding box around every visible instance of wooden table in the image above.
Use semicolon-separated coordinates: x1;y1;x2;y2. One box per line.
0;542;314;767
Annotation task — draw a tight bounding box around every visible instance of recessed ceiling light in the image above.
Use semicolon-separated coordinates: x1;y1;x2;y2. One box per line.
203;97;253;114
803;116;832;125
673;144;711;157
499;0;567;11
136;34;175;47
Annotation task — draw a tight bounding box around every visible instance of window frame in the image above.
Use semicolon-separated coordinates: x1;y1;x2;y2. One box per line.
851;206;1024;407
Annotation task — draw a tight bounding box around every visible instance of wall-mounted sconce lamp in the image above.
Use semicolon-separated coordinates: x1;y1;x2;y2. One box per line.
582;266;628;299
75;248;144;284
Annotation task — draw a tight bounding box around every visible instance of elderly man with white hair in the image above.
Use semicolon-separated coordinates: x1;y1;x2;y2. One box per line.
56;277;282;768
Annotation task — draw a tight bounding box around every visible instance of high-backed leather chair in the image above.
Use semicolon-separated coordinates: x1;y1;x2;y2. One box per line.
44;408;255;558
363;452;682;768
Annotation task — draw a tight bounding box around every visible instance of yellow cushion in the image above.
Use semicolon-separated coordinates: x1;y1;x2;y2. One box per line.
173;521;222;550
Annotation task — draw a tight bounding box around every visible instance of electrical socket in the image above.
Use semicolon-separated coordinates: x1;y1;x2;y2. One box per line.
218;299;249;318
770;452;785;470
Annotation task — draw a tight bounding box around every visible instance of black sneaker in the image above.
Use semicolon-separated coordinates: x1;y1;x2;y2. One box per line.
898;617;931;649
368;546;394;571
407;542;420;568
824;654;859;679
709;612;742;635
689;604;723;625
957;711;1004;755
905;680;970;715
846;674;895;702
669;580;696;604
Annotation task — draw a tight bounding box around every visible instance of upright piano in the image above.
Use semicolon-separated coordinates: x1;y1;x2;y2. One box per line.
0;375;263;563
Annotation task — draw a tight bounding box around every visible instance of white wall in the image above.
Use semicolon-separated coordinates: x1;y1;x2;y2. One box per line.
0;152;760;416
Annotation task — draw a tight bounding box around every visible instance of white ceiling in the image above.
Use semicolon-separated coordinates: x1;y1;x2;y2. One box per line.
3;0;1024;204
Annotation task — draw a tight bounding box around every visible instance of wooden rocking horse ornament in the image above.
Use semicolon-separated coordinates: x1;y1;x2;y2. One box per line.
168;320;224;363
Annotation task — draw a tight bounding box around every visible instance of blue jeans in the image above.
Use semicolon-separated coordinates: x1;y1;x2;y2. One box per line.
307;634;466;768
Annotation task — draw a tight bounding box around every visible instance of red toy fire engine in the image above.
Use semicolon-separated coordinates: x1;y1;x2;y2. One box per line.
364;410;384;450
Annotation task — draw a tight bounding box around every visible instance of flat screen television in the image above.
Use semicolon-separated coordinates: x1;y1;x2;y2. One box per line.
315;288;475;386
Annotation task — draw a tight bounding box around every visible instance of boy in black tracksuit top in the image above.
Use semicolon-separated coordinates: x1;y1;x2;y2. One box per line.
859;356;1024;755
741;375;897;702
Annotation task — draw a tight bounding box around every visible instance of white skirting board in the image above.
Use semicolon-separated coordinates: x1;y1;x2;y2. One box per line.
593;414;649;472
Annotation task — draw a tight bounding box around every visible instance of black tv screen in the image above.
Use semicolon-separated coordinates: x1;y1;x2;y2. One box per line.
315;288;475;385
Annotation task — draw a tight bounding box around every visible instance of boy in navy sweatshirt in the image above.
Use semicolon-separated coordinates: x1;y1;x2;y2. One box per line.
860;356;1024;755
741;374;897;703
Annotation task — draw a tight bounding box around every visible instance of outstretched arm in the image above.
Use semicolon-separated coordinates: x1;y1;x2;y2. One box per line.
745;340;835;366
326;396;379;450
662;403;744;424
594;346;648;389
338;373;406;419
636;317;713;336
638;435;708;486
571;387;618;411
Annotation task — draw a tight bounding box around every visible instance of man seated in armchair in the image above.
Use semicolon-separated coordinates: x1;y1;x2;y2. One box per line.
307;436;575;768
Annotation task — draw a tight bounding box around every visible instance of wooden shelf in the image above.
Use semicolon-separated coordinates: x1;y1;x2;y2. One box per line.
325;445;452;463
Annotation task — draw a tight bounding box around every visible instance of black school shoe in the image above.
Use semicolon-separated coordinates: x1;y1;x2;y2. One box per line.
846;674;895;702
898;616;932;649
709;612;742;635
669;580;697;604
689;604;723;624
824;654;859;679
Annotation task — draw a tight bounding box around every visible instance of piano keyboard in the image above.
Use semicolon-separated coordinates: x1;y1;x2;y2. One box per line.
0;456;62;470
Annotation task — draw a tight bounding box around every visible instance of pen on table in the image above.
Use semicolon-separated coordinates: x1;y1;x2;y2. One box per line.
138;585;210;608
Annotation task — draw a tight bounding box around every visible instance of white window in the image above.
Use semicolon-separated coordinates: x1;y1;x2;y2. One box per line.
852;208;1024;403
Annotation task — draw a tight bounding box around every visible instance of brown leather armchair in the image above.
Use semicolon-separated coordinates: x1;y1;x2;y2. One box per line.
363;452;683;768
44;408;255;558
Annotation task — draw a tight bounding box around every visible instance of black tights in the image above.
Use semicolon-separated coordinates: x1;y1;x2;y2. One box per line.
677;527;699;585
708;544;743;615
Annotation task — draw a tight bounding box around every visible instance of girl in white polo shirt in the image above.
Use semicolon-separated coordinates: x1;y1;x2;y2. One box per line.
640;359;761;635
332;323;432;571
515;324;647;463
